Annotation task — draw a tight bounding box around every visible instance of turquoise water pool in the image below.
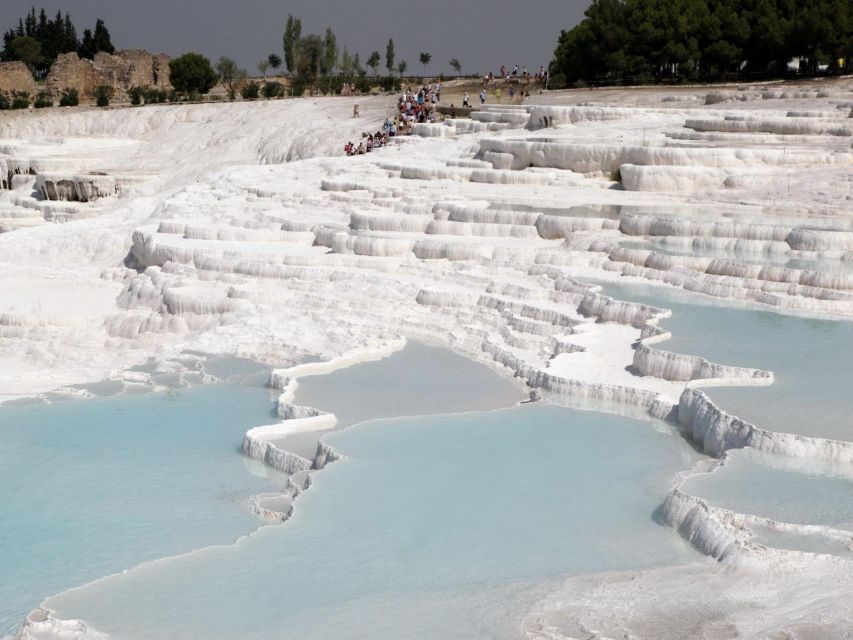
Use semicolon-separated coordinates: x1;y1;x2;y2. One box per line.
44;404;700;640
0;384;281;635
684;448;853;530
595;279;853;442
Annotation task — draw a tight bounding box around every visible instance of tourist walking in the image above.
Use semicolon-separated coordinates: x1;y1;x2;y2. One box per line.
479;89;486;105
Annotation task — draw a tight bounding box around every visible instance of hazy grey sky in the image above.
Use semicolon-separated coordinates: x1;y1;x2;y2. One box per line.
5;1;588;75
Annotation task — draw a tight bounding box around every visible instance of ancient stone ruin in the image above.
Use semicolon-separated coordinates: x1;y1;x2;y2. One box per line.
0;49;171;102
0;61;36;96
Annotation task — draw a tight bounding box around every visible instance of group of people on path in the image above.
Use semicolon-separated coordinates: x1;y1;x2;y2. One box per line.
466;84;530;106
483;64;548;85
397;82;442;125
344;128;391;156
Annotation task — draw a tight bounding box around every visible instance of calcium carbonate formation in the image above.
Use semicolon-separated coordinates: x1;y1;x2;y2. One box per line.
3;78;853;639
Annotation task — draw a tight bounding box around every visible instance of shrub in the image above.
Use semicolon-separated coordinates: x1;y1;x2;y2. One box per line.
379;76;401;93
128;86;144;105
241;81;260;100
59;88;79;107
34;91;52;108
143;87;167;104
11;91;30;109
168;90;179;103
94;85;112;107
262;81;283;98
0;92;10;110
352;76;370;93
289;76;307;97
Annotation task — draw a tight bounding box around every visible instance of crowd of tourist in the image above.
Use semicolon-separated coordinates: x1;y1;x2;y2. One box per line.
483;64;549;85
344;128;391;156
342;68;547;156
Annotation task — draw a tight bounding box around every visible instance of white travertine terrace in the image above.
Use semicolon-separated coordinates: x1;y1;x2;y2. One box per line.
3;78;853;638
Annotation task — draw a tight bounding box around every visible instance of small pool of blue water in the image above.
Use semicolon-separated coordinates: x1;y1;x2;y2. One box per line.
0;383;282;636
295;341;527;427
594;279;853;442
684;448;853;531
46;404;700;640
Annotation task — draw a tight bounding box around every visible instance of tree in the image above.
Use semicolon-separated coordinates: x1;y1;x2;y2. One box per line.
397;59;408;77
449;58;461;75
297;34;324;82
169;53;217;95
419;51;431;76
322;27;337;75
352;52;364;76
283;15;301;75
10;36;42;71
78;18;114;60
92;19;113;54
78;28;95;59
216;57;247;98
385;38;395;75
268;53;282;73
546;0;852;84
367;51;381;77
340;48;352;77
2;8;80;77
257;60;269;78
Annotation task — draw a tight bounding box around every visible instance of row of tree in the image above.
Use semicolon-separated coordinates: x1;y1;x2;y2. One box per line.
1;8;114;79
551;0;853;85
281;15;462;81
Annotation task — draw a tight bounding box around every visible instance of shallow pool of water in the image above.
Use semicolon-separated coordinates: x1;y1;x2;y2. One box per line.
594;279;853;442
684;448;853;531
46;404;700;640
0;383;281;636
295;341;527;426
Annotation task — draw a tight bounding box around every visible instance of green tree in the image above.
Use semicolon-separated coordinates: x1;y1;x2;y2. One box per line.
340;48;352;77
297;34;324;82
78;28;95;59
268;53;282;73
367;50;381;77
9;36;42;71
92;19;113;54
283;15;301;75
216;57;245;99
169;53;217;95
397;59;407;77
419;51;431;76
2;8;80;77
322;27;337;75
449;57;461;75
385;38;395;75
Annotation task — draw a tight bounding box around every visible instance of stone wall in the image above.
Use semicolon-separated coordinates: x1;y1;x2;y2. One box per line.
44;50;172;100
0;61;36;95
44;53;101;98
